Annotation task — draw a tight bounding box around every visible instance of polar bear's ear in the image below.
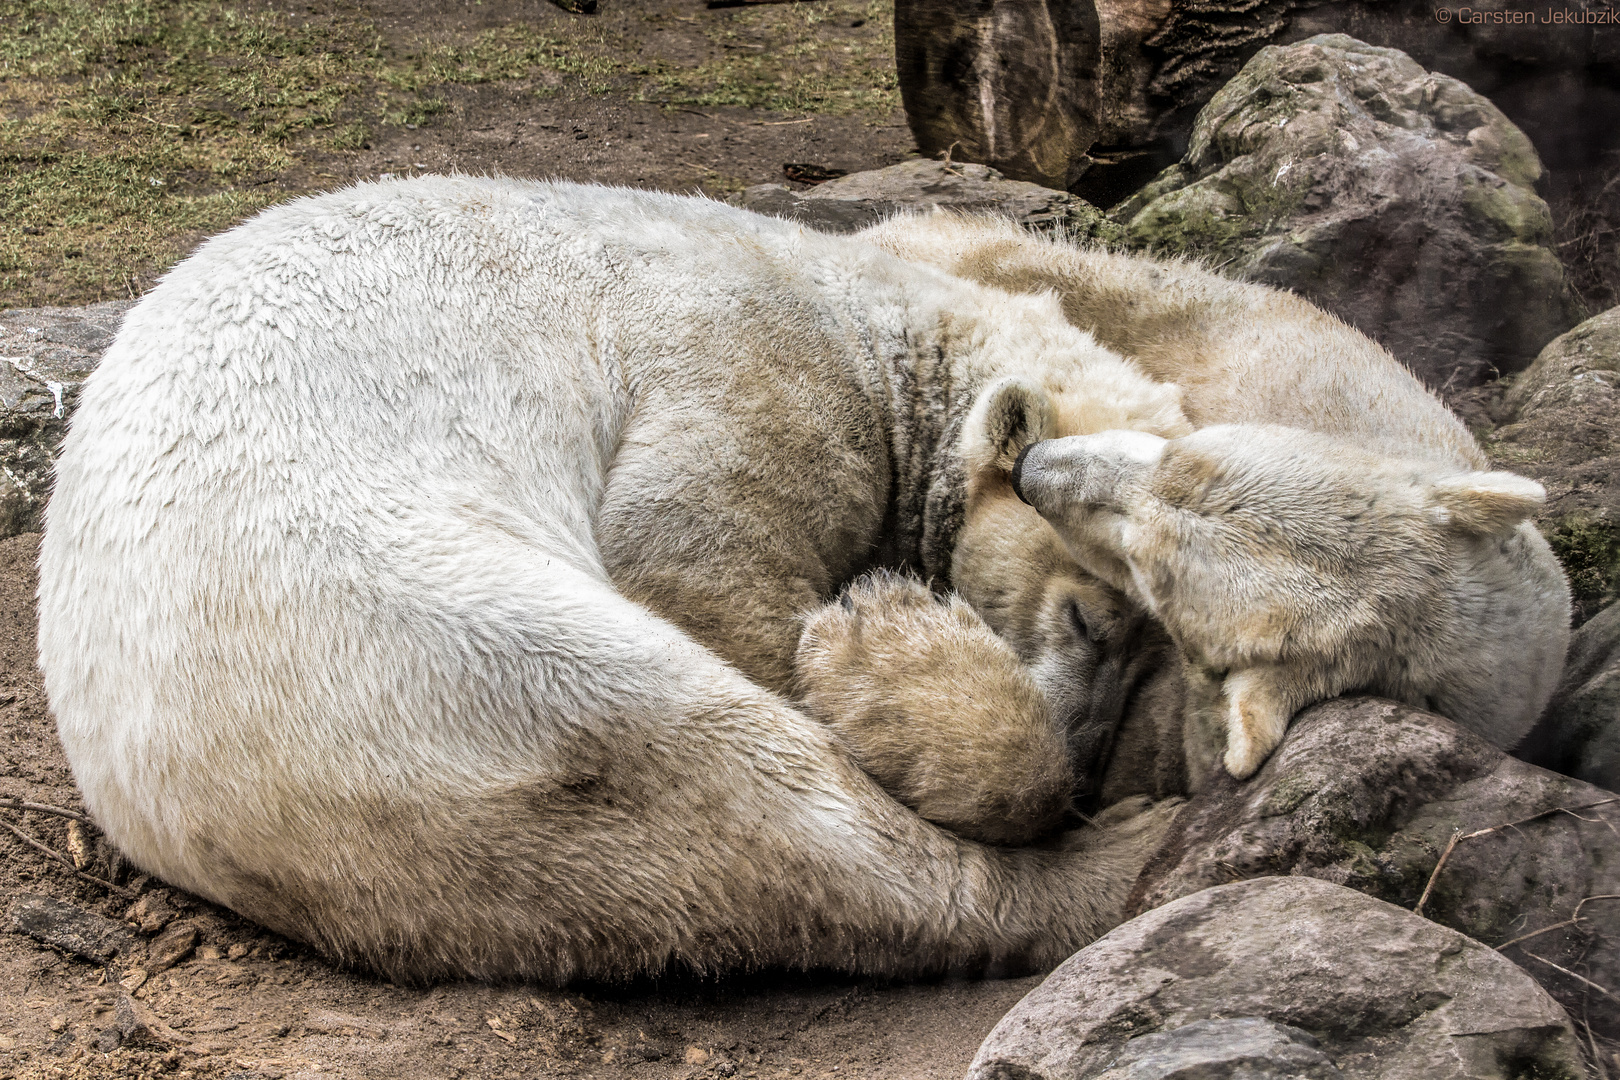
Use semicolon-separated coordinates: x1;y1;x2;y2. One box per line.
963;377;1057;476
1428;472;1544;536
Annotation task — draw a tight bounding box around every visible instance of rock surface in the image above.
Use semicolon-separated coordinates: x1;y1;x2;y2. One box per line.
1087;1017;1341;1079
733;159;1125;241
1485;305;1620;622
1519;602;1620;796
968;876;1587;1080
9;892;142;964
894;0;1100;189
0;300;133;538
1127;696;1620;1040
895;0;1620;205
1114;35;1580;395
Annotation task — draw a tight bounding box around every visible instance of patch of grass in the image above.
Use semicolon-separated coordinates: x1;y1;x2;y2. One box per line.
0;0;391;304
646;0;897;114
0;0;901;307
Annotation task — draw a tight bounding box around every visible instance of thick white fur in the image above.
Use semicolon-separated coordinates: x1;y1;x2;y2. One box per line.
38;178;1184;982
865;214;1571;782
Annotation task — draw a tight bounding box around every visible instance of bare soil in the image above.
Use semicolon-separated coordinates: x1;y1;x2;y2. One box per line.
0;532;1039;1080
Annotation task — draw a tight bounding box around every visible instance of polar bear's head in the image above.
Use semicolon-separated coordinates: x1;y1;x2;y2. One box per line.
1006;421;1569;782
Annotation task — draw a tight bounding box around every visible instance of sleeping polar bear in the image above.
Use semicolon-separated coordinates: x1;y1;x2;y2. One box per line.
38;177;1566;983
859;213;1572;787
39;177;1190;983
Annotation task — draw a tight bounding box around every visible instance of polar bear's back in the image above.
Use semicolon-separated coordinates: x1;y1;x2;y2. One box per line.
36;178;883;895
50;179;889;579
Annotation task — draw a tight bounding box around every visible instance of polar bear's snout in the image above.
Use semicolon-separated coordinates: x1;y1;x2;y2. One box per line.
1013;432;1168;516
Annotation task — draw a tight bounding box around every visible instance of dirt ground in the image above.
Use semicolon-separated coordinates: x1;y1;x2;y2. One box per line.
0;531;1044;1080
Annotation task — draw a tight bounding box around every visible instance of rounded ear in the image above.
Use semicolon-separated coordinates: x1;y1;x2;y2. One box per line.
1428;472;1544;536
962;377;1057;478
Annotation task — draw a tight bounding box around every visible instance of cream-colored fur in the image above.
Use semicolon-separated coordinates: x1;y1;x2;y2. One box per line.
38;178;1187;983
860;213;1571;784
795;571;1072;844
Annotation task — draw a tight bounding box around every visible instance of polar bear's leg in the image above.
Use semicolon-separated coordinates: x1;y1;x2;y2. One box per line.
794;571;1073;845
104;544;1175;984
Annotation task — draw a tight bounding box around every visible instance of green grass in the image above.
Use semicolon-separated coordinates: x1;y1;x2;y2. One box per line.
0;0;900;307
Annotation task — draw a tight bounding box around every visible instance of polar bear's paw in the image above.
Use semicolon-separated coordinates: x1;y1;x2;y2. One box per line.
796;571;1073;845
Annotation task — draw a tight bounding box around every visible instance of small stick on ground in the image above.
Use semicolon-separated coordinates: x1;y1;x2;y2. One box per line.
0;798;91;823
1413;829;1462;919
1583;1013;1611;1080
1520;950;1620;1003
0;816;138;899
1495;895;1620;952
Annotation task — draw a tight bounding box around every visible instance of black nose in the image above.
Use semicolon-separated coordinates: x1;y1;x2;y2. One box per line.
1011;442;1038;506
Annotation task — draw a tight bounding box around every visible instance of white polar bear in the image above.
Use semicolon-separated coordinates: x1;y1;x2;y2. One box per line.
860;213;1572;784
38;177;1190;983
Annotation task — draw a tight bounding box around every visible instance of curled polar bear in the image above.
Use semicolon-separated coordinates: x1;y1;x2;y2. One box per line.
39;178;1188;982
38;177;1568;983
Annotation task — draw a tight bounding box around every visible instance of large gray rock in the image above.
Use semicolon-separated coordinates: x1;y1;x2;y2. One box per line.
1518;602;1620;796
969;876;1586;1080
0;300;133;537
894;0;1620;205
1083;0;1620;200
1114;35;1582;397
733;160;1125;242
1127;697;1620;1040
894;0;1100;189
1484;305;1620;623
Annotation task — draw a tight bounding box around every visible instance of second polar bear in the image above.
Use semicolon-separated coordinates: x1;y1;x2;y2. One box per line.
857;213;1571;784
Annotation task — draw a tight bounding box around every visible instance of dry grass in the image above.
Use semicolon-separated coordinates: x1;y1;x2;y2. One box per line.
0;0;899;307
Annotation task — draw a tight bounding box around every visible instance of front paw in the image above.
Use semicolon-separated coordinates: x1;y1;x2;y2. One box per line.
796;572;1073;845
1218;667;1302;777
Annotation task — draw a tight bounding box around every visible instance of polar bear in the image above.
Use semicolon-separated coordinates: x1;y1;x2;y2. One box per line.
38;177;1193;983
856;213;1572;786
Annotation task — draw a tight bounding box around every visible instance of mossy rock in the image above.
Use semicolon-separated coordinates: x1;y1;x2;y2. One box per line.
1114;35;1581;395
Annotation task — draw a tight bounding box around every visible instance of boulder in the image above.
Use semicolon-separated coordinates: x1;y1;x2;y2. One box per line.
968;876;1587;1080
1127;697;1620;1039
894;0;1620;205
1518;601;1620;796
732;160;1125;242
894;0;1100;189
0;300;133;538
1114;35;1581;396
1485;305;1620;623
